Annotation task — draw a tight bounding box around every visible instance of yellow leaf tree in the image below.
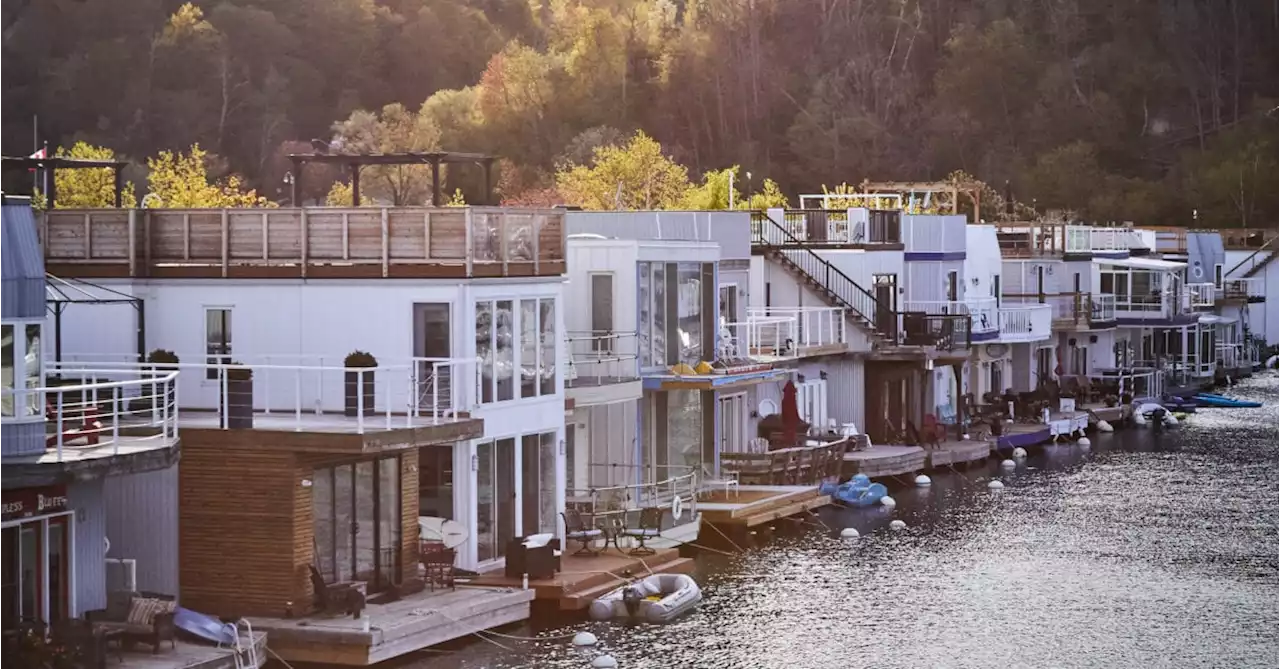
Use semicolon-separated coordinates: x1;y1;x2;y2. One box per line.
745;179;790;209
145;144;273;208
35;142;137;209
555;131;690;210
324;180;373;206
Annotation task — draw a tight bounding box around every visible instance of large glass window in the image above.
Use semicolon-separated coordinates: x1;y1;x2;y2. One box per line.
652;263;667;365
638;263;652;367
476;302;493;403
539;298;556;396
495;300;514;401
521;432;559;536
667;390;702;475
677;265;702;364
475;438;516;562
313;456;402;591
520;300;538;398
2;322;42;418
591;274;614;353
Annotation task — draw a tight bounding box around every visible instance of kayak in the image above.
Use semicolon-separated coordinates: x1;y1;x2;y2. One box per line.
1192;393;1262;409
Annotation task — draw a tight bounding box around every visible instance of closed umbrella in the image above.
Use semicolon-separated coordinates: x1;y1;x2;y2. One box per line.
781;380;801;447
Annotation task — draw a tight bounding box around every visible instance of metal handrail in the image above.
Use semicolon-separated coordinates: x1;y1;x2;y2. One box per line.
565;465;698;525
747;306;848;348
565;331;639;385
2;370;180;462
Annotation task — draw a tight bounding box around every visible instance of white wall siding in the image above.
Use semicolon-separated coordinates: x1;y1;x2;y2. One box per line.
902;215;967;254
904;260;967;303
103;465;179;596
566;241;640;338
965;226;1002;302
565;211;752;260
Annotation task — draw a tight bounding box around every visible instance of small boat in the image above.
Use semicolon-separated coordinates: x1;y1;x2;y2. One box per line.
588;574;701;623
1192;393;1262;409
819;474;887;507
174;607;238;645
1161;396;1199;413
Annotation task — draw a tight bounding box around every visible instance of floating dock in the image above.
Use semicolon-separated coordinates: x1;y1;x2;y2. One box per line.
469;547;694;612
925;439;993;468
843;445;927;478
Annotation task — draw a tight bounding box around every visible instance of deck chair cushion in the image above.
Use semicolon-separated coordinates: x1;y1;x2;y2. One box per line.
567;528;602;539
621;528;660;537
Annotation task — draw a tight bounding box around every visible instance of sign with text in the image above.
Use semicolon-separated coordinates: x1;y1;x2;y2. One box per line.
2;485;69;522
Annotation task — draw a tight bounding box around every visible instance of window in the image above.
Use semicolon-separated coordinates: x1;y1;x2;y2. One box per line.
205;308;232;380
988;361;1004;395
676;264;703;364
1213;263;1224;288
590;274;614;353
521;300;538;398
1036;347;1054;384
313;456;402;591
495;300;514;401
476;302;494;403
2;322;43;418
719;285;737;331
638;263;652;367
478;297;556;403
992;275;1001;307
539;298;556;396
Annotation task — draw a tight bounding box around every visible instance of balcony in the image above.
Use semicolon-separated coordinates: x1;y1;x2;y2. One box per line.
996;304;1053;342
1187;283;1216;309
722;315;800;362
49;357;485;448
39;206;566;280
1222;277;1266;302
903;298;997;340
565;463;698;533
564;331;642;406
1005;293;1115;330
753;209;902;247
1;370;181;486
1113;290;1198;324
745;306;849;355
1000;224;1147;257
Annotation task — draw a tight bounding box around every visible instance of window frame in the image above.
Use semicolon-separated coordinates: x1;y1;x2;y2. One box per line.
2;319;45;422
204;307;233;381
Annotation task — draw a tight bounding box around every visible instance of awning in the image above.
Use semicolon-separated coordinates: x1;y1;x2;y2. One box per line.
1093;257;1187;271
1198;314;1238;326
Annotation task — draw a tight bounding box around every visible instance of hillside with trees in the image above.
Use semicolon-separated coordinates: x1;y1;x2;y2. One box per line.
3;0;1275;224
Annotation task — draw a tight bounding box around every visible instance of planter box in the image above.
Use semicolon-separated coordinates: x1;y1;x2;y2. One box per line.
220;378;254;429
345;371;376;417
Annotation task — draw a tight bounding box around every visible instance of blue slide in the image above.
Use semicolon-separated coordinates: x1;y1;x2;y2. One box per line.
1192;393;1262;409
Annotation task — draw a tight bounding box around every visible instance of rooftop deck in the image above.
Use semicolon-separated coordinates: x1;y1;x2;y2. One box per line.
117;634;267;669
249;586;533;666
39;206;565;280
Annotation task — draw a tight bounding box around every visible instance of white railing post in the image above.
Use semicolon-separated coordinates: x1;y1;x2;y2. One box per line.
158;379;166;448
170;374;179;440
113;385;121;456
432;362;441;424
56;391;65;462
356;368;365;434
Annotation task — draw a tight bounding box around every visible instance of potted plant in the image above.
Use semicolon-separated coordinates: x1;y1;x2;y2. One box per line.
221;362;254;429
344;351;378;417
131;349;180;413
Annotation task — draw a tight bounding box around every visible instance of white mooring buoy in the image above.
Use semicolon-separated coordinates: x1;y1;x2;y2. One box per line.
1097;420;1114;433
880;495;897;508
988;480;1005;490
1000;459;1016;468
591;654;619;668
1012;447;1028;458
890;520;907;531
1077;437;1091;446
915;474;932;486
840;528;860;539
573;632;598;647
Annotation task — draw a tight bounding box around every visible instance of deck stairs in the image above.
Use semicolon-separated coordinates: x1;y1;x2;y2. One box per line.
1227;237;1277;279
750;211;898;348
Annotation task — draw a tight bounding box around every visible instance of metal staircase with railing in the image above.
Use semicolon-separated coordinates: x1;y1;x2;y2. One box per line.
751;211;899;346
1229;236;1277;279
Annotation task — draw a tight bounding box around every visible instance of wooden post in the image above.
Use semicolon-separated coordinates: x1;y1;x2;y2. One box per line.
127;209;137;277
431;159;442;206
341;212;350;260
381;207;389;277
300;208;309;278
113;166;124;208
423;211;432;260
183;213;191;260
500;211;509;276
533;214;540;275
261;211;269;260
221;209;229;278
83;213;92;259
351;164;361;206
464;207;473;276
290;158;302;206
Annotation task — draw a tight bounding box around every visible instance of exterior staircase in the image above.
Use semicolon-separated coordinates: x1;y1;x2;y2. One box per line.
1227;237;1277;279
750;211;899;346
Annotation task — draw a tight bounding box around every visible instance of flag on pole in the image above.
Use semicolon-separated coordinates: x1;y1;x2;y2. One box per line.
29;148;46;159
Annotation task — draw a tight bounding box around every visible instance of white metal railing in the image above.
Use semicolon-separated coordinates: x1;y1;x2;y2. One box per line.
565;331;639;386
1091;293;1116;322
1223;277;1265;300
996;304;1052;342
565;464;698;528
48;357;481;434
902;298;997;335
1088;366;1164;400
1216;343;1242;369
1;370;179;462
747;306;848;349
1114;291;1191;319
722;315;799;360
1187;283;1216;308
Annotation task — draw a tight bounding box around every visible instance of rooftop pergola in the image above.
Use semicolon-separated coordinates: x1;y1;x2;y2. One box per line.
287;151;497;206
1;156;130;208
860;180;985;221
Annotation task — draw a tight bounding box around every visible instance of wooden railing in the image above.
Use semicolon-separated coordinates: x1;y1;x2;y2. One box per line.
39;207;566;279
720;437;851;486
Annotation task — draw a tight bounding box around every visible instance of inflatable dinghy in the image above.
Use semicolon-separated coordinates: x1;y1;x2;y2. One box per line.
1192;393;1262;409
820;474;887;507
589;574;701;623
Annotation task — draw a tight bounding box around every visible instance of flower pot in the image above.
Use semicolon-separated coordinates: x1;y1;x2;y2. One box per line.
221;378;254;429
345;370;376;417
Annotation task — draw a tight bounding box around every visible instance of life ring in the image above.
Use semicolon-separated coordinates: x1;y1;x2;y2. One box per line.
671;495;684;520
1192;265;1204;279
104;536;111;555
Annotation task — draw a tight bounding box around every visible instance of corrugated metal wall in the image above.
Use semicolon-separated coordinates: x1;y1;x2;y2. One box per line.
1;422;45;457
580;401;638;489
103;465;180;596
905;260;965;303
565;211;752;260
69;479;107;614
1;201;47;319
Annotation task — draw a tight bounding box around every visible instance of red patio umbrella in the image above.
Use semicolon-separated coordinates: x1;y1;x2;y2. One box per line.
781;380;801;447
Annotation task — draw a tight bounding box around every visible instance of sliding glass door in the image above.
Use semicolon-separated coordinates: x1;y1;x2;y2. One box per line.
313;456;402;592
476;438;516;563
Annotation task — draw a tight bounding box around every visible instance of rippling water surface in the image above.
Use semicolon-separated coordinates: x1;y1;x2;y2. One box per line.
405;375;1278;669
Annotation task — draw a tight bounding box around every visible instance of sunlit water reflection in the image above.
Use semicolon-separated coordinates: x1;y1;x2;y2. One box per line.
398;375;1278;669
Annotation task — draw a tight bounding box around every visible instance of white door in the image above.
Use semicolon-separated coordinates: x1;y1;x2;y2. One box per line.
717;392;747;474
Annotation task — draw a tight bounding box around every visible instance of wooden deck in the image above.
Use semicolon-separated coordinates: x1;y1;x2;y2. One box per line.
248;586;533;666
40;206;566;279
924;439;993;468
842;444;927;478
698;485;830;529
116;634;266;669
468;547;694;611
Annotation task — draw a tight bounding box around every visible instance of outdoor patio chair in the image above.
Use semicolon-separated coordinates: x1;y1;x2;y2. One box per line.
561;509;604;556
84;590;176;654
421;545;457;591
620;507;664;556
308;565;366;619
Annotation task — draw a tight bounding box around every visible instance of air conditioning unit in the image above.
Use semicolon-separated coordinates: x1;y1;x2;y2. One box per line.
105;558;137;592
